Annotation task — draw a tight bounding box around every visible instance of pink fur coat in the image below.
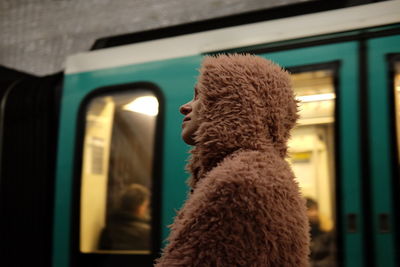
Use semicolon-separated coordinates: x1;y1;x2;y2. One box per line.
155;54;310;266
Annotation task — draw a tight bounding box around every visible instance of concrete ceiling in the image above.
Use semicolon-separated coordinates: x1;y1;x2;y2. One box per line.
0;0;305;75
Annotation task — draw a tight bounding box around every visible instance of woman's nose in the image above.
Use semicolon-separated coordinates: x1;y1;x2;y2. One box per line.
180;102;192;115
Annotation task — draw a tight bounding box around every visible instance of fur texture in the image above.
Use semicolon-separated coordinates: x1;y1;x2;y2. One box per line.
155;54;309;266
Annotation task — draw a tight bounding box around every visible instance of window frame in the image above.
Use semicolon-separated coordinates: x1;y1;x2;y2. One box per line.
287;61;341;266
367;35;400;267
387;53;400;173
71;82;164;267
387;53;400;260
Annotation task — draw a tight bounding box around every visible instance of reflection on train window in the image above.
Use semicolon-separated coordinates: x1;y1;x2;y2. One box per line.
79;90;159;254
288;69;337;267
393;61;400;164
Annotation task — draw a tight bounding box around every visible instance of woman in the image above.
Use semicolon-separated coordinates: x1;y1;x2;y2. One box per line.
155;54;310;266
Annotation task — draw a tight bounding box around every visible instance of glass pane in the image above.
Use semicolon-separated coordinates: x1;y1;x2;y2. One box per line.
394;61;400;164
79;89;159;254
288;69;337;267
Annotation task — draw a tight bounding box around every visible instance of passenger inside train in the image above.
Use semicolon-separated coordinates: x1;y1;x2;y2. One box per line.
306;197;337;267
98;183;151;251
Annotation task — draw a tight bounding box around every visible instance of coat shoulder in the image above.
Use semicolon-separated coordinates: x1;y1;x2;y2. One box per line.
157;149;310;267
193;149;306;221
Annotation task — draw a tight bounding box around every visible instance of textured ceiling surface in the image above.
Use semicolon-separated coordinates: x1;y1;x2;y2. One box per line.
0;0;304;75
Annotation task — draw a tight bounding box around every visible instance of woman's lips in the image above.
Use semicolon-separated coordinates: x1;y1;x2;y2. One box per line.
182;117;191;128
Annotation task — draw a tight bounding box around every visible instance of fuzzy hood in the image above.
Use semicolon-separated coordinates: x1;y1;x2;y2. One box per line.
187;54;299;188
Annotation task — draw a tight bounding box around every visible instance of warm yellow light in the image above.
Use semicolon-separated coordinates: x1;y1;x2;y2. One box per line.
296;93;335;103
123;96;159;116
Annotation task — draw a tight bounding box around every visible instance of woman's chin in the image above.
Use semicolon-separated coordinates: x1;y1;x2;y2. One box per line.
182;133;195;145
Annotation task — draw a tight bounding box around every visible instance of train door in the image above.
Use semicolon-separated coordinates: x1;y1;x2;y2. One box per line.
258;42;364;267
367;33;400;267
53;56;203;267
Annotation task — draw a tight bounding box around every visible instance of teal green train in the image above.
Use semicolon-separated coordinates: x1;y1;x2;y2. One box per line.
0;2;399;267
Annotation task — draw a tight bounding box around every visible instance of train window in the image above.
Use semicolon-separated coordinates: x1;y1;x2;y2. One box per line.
288;68;337;266
79;89;159;255
393;60;400;164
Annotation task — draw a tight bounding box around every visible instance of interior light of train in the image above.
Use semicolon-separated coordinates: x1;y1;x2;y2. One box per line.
296;93;336;103
123;96;159;116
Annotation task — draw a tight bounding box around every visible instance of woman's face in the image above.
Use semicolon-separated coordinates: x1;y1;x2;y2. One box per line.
180;87;201;145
